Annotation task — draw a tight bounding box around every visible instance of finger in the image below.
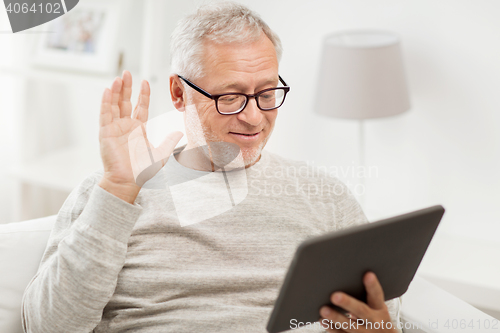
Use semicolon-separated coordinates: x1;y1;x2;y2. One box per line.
132;80;150;123
99;88;112;127
319;318;344;333
320;307;368;333
331;292;373;322
151;131;184;166
346;313;359;321
364;272;386;310
110;77;123;120
119;70;133;118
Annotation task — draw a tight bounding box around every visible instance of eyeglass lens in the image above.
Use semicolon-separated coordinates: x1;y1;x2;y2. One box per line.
217;89;286;114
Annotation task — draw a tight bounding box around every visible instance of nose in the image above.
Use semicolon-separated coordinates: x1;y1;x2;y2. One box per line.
236;97;263;126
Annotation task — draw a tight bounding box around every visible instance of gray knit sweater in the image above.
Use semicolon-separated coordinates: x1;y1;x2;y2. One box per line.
22;149;400;333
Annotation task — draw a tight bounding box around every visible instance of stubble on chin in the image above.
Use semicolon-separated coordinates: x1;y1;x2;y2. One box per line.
238;139;266;166
184;104;269;168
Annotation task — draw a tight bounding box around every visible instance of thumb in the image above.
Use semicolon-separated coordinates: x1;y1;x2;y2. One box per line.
133;131;183;187
151;131;184;166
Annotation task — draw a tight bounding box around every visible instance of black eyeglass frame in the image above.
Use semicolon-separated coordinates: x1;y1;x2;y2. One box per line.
177;74;290;115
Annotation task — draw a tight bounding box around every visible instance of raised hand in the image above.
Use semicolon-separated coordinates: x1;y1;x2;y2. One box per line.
98;70;183;203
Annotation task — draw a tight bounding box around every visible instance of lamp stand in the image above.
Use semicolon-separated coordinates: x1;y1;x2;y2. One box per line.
358;120;366;208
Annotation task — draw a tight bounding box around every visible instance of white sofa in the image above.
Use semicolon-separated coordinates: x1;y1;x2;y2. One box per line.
0;215;55;333
0;215;497;333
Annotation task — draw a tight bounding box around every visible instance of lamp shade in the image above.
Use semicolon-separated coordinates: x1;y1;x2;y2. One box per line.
316;30;410;119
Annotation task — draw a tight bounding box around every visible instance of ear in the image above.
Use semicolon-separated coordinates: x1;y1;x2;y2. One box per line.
170;74;186;112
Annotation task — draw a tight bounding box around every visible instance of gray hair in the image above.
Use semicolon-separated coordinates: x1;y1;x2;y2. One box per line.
170;1;283;80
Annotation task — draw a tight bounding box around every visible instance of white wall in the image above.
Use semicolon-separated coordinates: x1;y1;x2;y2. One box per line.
227;0;500;240
1;0;499;240
0;9;21;223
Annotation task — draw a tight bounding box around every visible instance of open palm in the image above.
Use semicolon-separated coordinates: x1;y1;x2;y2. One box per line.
99;71;182;189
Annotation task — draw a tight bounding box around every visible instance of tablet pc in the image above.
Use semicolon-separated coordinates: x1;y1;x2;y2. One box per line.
266;205;445;333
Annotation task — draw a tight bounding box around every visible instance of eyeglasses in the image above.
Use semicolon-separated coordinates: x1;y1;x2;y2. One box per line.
177;74;290;115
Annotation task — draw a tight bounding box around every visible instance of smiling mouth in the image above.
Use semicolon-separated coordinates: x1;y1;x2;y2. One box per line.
229;131;260;136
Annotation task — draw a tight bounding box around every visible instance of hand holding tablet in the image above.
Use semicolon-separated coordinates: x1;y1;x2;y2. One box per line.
319;271;398;332
267;205;445;333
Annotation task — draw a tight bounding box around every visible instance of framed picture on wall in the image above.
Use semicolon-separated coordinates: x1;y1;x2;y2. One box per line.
31;1;121;75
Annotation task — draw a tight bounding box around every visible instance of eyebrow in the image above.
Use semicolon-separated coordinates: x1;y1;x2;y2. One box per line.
217;78;280;93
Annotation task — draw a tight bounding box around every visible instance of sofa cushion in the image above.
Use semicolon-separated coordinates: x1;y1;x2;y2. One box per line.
0;215;56;333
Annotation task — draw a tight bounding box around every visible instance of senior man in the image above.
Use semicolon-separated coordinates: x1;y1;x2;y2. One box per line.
22;2;401;333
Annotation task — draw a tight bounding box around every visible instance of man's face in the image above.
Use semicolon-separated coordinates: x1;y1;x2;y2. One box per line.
182;33;280;167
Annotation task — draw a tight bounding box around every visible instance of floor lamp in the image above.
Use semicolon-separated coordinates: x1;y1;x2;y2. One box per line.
315;30;411;207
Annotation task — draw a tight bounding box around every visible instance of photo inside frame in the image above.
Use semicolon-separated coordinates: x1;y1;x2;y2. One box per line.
45;9;106;55
31;2;120;74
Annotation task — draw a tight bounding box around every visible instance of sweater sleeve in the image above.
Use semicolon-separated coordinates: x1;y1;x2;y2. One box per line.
21;171;143;333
